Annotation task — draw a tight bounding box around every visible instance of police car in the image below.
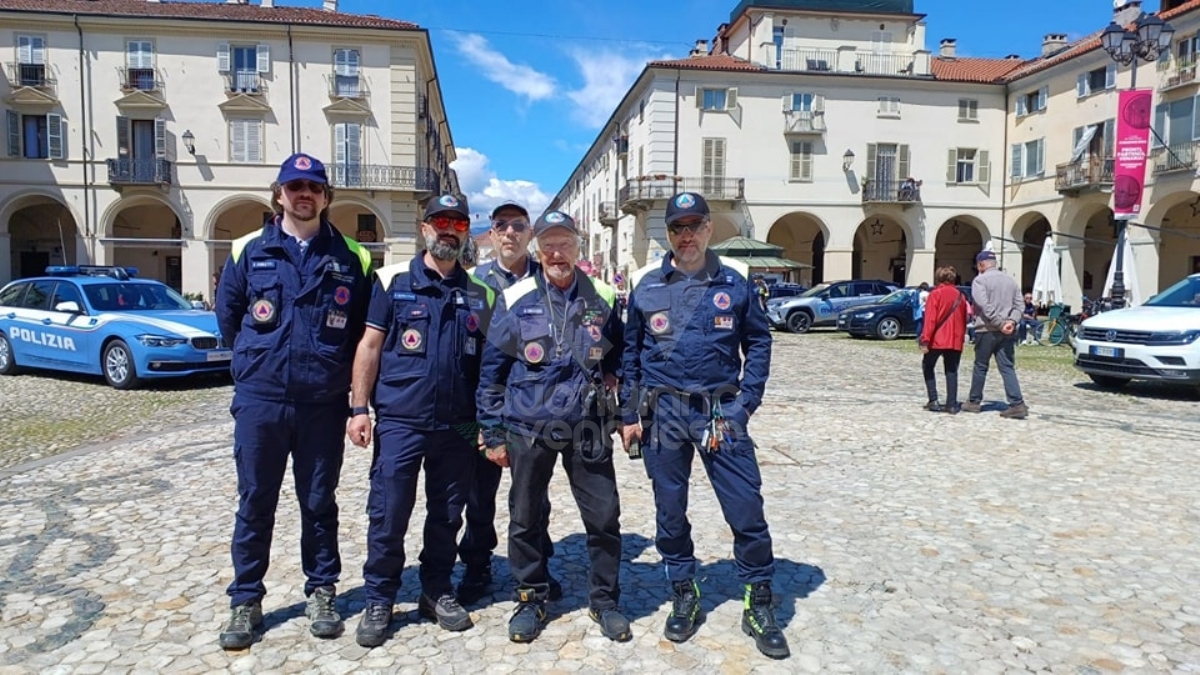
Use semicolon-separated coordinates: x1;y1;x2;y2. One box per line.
0;266;231;389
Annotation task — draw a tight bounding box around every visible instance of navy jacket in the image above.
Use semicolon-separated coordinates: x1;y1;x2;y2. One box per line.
367;254;495;429
619;250;771;424
217;218;372;403
477;271;622;446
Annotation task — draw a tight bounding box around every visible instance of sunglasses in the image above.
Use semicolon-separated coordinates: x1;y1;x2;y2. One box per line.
668;219;706;235
492;218;530;233
283;180;326;194
428;216;470;232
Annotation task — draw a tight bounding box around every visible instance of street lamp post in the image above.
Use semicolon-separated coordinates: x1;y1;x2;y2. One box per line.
1101;12;1174;308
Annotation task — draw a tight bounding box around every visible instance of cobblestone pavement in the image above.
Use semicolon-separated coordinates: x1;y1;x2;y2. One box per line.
2;332;1199;673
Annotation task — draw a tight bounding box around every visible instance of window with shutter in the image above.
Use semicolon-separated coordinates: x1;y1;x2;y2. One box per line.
790;141;812;182
47;113;63;159
1154;103;1168;148
1010;143;1022;179
866;143;878;181
1103;118;1115;157
946;148;957;182
898;144;910;179
958;99;977;120
256;44;271;74
230;119;263;163
978;150;991;186
6;110;18;157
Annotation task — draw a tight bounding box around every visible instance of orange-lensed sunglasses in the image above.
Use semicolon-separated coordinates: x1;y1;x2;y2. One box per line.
428;216;470;232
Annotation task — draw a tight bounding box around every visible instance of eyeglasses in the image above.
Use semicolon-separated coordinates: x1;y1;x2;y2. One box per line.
428;216;470;232
283;180;325;194
668;219;707;235
493;218;529;233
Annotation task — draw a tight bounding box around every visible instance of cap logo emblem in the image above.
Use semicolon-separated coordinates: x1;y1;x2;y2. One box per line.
439;195;459;207
675;193;696;208
294;155;312;170
545;211;565;224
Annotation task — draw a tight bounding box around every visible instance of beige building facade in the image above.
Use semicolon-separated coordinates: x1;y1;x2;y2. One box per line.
1;0;457;303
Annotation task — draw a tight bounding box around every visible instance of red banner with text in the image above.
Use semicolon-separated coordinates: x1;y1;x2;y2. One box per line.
1112;88;1152;220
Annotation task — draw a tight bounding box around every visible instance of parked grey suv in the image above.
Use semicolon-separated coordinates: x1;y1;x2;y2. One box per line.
766;280;898;333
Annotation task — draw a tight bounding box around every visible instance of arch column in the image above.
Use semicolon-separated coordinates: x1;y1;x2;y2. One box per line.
910;248;935;286
0;233;9;282
1059;242;1086;309
182;240;210;301
824;246;854;281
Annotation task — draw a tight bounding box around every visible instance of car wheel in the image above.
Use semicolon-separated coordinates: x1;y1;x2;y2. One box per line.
1087;374;1129;390
103;340;140;390
0;333;17;375
785;311;812;334
876;317;902;341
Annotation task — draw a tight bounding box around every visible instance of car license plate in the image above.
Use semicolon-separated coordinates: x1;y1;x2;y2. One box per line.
1090;346;1123;359
207;350;233;362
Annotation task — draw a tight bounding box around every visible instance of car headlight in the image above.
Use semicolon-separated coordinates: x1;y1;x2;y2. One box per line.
857;312;875;320
137;334;188;348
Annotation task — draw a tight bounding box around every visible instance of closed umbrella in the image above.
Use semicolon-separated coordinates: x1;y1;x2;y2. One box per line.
1031;236;1062;307
1103;232;1142;306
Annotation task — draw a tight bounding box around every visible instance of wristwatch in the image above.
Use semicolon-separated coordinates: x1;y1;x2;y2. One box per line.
350;406;370;417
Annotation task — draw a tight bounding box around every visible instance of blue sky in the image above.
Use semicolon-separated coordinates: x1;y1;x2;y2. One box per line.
298;0;1163;225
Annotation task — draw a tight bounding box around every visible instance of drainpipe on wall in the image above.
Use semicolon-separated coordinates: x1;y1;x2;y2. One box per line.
1000;85;1011;273
74;15;91;250
672;68;680;179
288;24;297;153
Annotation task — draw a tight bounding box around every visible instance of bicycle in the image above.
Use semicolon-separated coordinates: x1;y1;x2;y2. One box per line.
1041;303;1081;347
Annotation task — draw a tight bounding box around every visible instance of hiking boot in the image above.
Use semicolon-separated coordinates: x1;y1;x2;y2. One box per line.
419;592;473;632
508;588;546;643
547;575;563;602
305;586;343;639
961;401;982;413
456;566;493;604
924;400;942;412
218;601;262;650
741;581;790;659
355;602;393;648
1000;403;1029;419
944;403;961;415
663;579;702;643
589;607;632;642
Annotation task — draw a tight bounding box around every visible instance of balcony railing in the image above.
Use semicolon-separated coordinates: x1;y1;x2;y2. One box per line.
1151;141;1199;174
783;110;826;134
1054;155;1114;192
856;53;917;77
8;62;55;91
619;177;745;209
327;73;369;98
327;164;440;192
225;71;265;95
779;48;838;72
1159;59;1198;92
120;66;161;92
862;179;921;204
106;158;173;186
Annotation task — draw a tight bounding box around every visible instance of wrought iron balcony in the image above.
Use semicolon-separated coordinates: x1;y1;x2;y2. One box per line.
855;53;918;77
106;158;173;186
598;202;618;226
327;73;369;99
1150;141;1198;174
619;177;744;213
120;67;162;92
224;72;265;95
778;48;838;72
862;179;921;205
783;110;826;134
328;164;440;192
1159;59;1198;92
8;62;55;91
1055;156;1114;193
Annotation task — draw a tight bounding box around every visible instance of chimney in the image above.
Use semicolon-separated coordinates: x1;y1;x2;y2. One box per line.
1042;33;1068;56
1113;0;1143;28
1005;54;1022;60
323;0;337;11
694;39;708;55
939;38;956;58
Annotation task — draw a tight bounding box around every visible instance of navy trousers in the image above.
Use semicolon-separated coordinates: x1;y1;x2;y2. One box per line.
362;423;476;605
642;395;775;584
459;453;555;571
227;394;347;607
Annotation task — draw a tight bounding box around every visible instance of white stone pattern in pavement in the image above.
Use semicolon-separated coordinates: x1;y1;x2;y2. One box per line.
0;333;1198;672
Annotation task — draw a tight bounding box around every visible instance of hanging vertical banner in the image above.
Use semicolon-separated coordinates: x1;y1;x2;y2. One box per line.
1112;88;1152;221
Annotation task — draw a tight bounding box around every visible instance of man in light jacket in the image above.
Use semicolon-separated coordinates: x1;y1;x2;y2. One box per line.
963;250;1028;419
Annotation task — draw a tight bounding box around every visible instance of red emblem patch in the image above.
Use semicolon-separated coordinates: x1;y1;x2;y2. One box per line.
713;292;732;310
334;286;350;306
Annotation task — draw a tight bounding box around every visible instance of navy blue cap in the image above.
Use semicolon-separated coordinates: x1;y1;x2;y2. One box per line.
491;201;529;218
665;192;710;225
976;250;997;263
423;194;470;221
277;153;328;184
533;210;578;236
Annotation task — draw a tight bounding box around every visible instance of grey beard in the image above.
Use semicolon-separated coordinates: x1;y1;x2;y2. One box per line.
425;232;464;261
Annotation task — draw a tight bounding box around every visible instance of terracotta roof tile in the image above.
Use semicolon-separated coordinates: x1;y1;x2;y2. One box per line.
0;0;418;31
931;56;1025;83
648;54;765;72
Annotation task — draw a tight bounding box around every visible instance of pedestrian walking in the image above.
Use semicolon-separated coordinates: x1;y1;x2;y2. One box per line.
214;153;373;649
619;192;789;659
477;210;629;644
919;267;969;413
963;250;1028;418
457;201;561;604
346;194;496;648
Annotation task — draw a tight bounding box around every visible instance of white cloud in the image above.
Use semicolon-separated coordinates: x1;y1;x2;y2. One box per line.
565;48;665;128
451;147;552;227
450;33;558;102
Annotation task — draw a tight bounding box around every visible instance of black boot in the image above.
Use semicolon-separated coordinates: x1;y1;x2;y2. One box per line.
664;579;702;642
741;582;790;659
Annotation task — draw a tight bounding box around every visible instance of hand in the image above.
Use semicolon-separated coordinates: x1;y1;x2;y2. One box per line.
484;444;509;468
621;423;642;454
347;414;372;448
919;344;929;354
603;373;618;392
1001;320;1016;336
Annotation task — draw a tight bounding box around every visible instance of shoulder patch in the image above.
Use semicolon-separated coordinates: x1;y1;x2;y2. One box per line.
718;256;750;282
374;263;409;292
467;274;496;308
230;228;266;264
502;276;538;310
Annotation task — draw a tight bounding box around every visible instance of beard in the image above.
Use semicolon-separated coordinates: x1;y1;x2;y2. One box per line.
425;232;465;261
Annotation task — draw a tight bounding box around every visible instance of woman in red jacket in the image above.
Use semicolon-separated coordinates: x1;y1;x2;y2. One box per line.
919;266;969;413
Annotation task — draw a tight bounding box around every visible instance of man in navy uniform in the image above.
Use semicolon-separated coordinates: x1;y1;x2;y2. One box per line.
457;201;560;603
346;194;496;648
619;192;789;659
215;152;372;649
477;210;629;644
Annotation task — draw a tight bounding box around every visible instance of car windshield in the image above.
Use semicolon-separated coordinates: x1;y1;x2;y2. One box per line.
1145;276;1200;308
878;290;912;304
83;283;191;312
799;283;830;298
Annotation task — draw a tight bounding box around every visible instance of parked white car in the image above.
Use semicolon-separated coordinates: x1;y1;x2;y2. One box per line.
1074;274;1200;390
